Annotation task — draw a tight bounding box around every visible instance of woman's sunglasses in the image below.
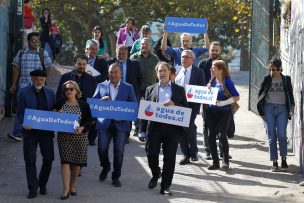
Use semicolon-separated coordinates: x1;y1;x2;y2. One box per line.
65;87;75;92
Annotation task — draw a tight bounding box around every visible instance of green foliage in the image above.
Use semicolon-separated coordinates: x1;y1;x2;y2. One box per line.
31;0;252;65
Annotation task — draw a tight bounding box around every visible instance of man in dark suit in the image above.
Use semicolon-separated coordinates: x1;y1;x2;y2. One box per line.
109;45;143;140
86;39;108;83
175;50;205;165
198;41;234;160
17;69;56;199
139;62;188;196
56;55;97;145
93;63;137;187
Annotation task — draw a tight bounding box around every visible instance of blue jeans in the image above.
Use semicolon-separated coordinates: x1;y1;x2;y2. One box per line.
264;103;288;161
97;129;127;180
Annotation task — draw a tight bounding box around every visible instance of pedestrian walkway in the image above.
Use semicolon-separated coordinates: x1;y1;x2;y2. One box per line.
0;69;303;202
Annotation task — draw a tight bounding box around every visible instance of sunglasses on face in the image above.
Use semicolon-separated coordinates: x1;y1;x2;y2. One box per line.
270;68;282;71
64;87;75;92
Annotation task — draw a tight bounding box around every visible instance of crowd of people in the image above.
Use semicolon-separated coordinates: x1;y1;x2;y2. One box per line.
8;7;295;200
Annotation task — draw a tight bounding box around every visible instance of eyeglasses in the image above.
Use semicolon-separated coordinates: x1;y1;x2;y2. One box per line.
181;55;192;59
270;68;282;71
64;87;75;92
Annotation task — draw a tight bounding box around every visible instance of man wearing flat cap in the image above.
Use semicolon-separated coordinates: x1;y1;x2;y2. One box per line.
16;69;56;199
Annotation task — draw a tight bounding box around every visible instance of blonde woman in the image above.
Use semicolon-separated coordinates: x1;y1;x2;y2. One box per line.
54;80;92;200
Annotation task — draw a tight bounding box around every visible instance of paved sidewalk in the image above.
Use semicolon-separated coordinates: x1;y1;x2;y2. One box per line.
0;70;303;202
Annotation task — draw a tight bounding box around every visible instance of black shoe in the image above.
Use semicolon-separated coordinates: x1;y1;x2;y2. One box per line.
207;164;220;170
179;157;190;165
60;193;69;200
221;162;230;171
148;173;161;189
191;156;198;162
112;179;122;187
70;191;77;196
99;167;111;181
39;187;47;195
89;141;96;146
204;152;212;160
27;191;37;199
281;157;288;171
7;133;22;141
160;188;172;196
271;160;279;172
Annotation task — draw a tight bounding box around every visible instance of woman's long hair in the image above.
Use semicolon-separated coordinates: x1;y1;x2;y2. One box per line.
92;26;104;49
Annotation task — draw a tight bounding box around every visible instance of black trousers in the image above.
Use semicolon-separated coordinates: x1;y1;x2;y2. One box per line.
180;113;198;158
206;108;231;165
145;123;181;190
88;122;97;143
23;132;54;193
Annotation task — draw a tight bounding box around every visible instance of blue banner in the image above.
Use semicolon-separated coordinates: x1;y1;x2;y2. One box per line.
87;98;138;121
23;109;79;133
165;17;207;33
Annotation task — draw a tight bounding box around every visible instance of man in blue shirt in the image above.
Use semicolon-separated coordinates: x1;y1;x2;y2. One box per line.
161;31;210;67
8;32;53;141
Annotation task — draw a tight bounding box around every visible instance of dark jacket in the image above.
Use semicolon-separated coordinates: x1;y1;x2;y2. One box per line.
108;58;143;97
176;65;205;115
257;74;295;119
140;82;188;135
56;70;97;101
92;57;108;83
53;99;92;133
17;85;56;135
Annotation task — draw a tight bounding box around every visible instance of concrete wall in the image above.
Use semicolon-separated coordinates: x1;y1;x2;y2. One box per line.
280;0;304;171
0;1;9;120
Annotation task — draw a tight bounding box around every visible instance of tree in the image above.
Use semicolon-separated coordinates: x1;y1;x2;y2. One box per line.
31;0;252;67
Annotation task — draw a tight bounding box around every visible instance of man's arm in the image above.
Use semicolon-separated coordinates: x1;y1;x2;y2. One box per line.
204;33;210;50
10;65;20;93
161;32;168;52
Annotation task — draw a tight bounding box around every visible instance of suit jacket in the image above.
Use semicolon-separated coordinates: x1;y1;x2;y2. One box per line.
56;70;97;101
108;58;143;96
93;80;137;132
92;57;108;83
139;82;188;136
17;85;55;135
177;65;205;115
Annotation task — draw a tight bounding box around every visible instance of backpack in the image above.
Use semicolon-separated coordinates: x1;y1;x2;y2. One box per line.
19;48;45;70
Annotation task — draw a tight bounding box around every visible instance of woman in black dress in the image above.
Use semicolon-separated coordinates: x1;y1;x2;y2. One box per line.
54;80;92;200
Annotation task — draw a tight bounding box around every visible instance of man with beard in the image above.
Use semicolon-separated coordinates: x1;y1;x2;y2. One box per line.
17;69;55;199
198;41;234;160
56;55;97;102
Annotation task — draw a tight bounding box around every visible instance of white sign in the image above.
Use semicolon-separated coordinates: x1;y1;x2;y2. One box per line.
185;85;219;105
85;65;100;76
138;100;192;127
